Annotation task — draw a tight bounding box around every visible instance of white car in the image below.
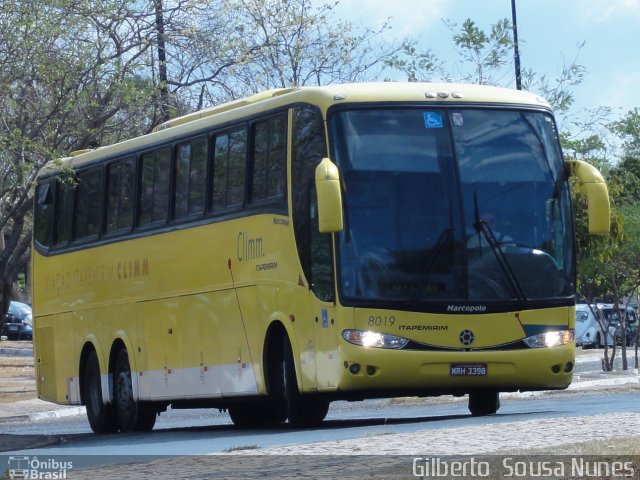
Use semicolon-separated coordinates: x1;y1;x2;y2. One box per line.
575;304;615;348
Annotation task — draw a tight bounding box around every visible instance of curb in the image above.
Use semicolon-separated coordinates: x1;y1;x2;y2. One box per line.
0;348;33;357
1;406;86;424
500;374;640;399
567;375;640;389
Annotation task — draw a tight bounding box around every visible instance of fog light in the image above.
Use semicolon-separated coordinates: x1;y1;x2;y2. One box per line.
349;363;361;374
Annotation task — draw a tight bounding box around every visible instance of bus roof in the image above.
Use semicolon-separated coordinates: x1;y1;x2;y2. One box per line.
50;82;551;174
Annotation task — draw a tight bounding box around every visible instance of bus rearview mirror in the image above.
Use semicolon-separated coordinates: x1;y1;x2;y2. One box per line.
567;160;611;234
315;158;344;233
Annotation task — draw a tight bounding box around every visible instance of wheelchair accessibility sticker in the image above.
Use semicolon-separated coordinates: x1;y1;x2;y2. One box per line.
423;112;443;129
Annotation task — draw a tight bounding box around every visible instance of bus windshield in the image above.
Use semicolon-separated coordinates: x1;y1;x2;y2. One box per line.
331;107;574;307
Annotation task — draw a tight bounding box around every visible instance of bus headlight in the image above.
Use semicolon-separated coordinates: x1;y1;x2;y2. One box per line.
342;330;410;349
523;330;574;348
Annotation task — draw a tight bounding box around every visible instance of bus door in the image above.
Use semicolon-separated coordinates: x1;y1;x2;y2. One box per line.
309;225;341;389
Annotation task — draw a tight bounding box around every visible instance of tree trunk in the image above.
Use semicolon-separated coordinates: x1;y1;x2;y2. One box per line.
154;0;170;123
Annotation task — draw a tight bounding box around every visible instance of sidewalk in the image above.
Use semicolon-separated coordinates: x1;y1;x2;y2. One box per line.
0;398;86;423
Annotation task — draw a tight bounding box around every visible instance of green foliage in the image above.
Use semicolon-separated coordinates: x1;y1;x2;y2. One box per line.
390;18;515;86
219;0;403;94
562;134;607;162
389;16;585;120
609;108;640;158
446;18;513;84
573;161;640;302
0;0;405;312
385;44;441;83
0;1;638;317
522;52;586;114
17;273;26;291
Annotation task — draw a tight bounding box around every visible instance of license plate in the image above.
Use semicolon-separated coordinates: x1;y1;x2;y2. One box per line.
450;363;487;376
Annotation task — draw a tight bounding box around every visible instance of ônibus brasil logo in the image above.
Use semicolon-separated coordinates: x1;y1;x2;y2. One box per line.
7;456;73;479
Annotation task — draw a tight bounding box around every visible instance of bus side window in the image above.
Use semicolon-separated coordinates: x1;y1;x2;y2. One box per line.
74;167;104;240
139;148;171;226
54;177;73;247
175;136;207;219
292;105;333;301
212;127;247;212
35;181;54;247
106;157;136;234
251;113;286;203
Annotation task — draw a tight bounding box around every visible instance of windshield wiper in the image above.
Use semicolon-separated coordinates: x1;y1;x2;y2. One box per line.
472;193;528;302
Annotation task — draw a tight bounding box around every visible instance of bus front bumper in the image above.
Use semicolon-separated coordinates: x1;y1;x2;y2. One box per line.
332;342;575;395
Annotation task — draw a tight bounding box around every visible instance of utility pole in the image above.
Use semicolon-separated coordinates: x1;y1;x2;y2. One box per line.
511;0;522;90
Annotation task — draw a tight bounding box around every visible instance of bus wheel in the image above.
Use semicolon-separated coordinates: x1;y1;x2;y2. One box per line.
83;351;119;434
228;401;288;428
468;390;500;416
114;349;157;432
282;337;330;428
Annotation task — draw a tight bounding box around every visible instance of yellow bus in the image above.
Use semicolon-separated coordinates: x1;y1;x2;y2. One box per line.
32;82;609;433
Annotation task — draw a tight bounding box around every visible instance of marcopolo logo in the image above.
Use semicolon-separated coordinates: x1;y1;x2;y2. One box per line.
446;304;487;313
459;329;475;346
7;456;73;479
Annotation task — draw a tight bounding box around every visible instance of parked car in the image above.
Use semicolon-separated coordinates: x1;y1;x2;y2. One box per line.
574;304;615;348
1;301;32;340
598;304;638;347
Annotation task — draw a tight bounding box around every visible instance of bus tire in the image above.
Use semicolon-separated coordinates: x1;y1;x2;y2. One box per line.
83;351;119;434
228;401;288;428
114;349;157;432
468;390;500;416
282;337;329;428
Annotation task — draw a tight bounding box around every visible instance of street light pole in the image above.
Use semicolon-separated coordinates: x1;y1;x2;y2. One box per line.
511;0;522;90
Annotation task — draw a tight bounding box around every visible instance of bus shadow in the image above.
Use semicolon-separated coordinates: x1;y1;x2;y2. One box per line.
153;408;550;437
7;409;556;453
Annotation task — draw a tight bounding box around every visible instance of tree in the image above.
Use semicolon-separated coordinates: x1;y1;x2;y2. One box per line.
0;0;157;316
219;0;403;95
390;18;513;86
609;108;640;160
520;43;586;116
443;18;514;85
607;110;640;369
570;143;640;370
390;17;587;127
571;172;624;370
0;0;408;318
144;0;264;115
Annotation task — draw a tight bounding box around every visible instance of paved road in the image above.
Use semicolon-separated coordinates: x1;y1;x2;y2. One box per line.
1;389;639;479
1;343;639;479
2;389;639;456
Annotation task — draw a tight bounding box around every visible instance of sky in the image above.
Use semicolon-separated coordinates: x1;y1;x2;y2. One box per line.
332;0;640;121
